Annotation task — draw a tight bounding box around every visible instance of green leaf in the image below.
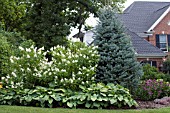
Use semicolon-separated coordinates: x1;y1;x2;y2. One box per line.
44;95;49;101
93;102;100;108
100;88;108;92
50;94;61;101
48;98;53;104
91;94;97;101
67;102;73;108
108;94;114;97
110;99;117;104
79;85;86;90
118;95;123;101
85;102;91;108
100;93;106;97
97;97;103;101
80;95;86;101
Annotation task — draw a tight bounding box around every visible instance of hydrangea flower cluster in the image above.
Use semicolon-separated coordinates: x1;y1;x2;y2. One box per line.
1;40;99;90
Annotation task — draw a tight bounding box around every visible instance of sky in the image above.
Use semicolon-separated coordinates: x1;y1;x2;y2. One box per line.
69;0;169;37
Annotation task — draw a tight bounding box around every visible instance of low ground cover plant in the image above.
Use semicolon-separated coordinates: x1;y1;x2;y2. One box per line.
0;83;137;109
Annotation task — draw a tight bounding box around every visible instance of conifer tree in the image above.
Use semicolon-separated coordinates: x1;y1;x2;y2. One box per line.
94;7;143;89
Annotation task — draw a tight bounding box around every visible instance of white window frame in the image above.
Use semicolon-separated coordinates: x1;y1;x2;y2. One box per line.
158;34;168;52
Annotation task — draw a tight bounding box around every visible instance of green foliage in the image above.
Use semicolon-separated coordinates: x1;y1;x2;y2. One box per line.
24;0;126;49
142;64;166;80
0;29;25;48
0;35;12;78
0;83;137;109
163;60;170;74
1;40;99;90
0;0;27;31
50;40;99;90
94;7;143;89
134;79;170;100
0;86;64;108
63;83;138;109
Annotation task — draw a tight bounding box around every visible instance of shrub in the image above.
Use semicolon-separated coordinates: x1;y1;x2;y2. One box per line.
50;40;99;90
0;35;12;78
63;83;138;109
142;64;166;80
1;40;99;90
1;45;48;89
134;79;170;100
0;83;137;109
163;60;170;74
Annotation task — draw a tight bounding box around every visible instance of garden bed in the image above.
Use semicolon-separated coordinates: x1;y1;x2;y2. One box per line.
136;100;170;109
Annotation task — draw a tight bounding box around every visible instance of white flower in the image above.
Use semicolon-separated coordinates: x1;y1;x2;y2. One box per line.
82;67;86;70
70;79;73;83
91;67;95;70
10;58;14;63
62;59;66;62
11;72;17;77
92;77;95;80
26;48;31;52
70;37;80;42
27;55;30;58
55;76;58;79
64;78;67;81
27;68;31;72
49;72;52;75
78;71;82;75
55;68;59;72
61;79;64;82
19;46;24;51
82;82;84;84
67;61;70;64
61;69;66;72
39;46;44;51
1;77;5;80
34;54;37;57
6;75;10;79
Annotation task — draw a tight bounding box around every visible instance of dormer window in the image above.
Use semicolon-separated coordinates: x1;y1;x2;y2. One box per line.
156;34;170;52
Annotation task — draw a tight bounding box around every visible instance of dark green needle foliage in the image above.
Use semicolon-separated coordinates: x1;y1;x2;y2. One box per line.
94;7;143;89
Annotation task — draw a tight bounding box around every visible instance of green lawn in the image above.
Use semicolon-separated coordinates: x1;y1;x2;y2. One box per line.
1;106;170;113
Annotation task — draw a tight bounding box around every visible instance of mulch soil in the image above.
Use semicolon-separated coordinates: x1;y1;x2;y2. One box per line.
136;100;170;109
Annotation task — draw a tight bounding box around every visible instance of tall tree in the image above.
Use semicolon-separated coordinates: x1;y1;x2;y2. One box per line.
24;0;126;49
0;0;27;32
94;7;143;89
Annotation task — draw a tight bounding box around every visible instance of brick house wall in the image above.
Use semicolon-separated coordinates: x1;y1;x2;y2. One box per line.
142;11;170;68
146;11;170;55
137;58;165;70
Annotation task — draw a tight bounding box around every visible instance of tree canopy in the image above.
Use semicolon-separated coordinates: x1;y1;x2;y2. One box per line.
0;0;126;49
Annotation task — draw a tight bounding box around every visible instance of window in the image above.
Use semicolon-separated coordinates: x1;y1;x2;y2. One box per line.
156;34;170;52
159;35;167;51
141;60;157;67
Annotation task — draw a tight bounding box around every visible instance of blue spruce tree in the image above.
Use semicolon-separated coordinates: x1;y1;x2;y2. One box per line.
94;7;143;89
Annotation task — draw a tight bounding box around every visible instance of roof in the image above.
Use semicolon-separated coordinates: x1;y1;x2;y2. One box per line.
120;1;170;33
126;29;166;57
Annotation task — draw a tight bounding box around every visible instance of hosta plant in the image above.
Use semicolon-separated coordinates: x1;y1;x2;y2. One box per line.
63;83;138;109
0;86;64;108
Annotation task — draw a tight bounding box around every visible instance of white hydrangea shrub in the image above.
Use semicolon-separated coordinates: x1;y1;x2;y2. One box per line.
1;40;99;90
